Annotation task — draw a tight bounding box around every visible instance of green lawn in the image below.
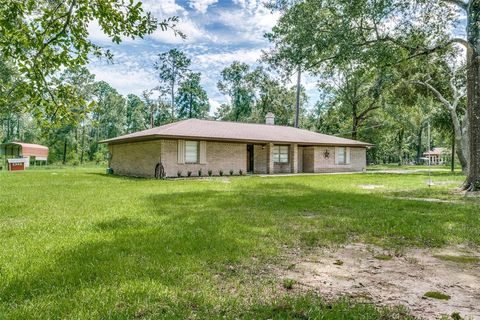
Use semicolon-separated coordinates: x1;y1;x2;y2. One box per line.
0;168;478;319
367;163;456;171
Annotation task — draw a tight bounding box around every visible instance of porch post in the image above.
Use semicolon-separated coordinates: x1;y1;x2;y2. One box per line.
291;144;298;173
268;143;274;174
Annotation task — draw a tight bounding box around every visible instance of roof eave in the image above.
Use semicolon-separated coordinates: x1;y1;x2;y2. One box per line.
101;134;373;147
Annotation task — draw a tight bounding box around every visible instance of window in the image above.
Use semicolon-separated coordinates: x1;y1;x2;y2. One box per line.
336;147;347;165
273;145;289;163
185;141;199;163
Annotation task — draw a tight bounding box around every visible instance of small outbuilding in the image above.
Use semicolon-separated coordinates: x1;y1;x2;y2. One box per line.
0;142;49;171
423;148;449;165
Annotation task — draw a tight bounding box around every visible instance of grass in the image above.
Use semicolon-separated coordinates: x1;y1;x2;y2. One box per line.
423;291;451;300
282;278;296;290
367;164;456;171
0;167;479;319
433;255;480;264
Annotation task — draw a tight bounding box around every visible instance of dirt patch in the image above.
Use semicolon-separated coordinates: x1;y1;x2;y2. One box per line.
358;184;385;190
279;244;480;319
389;197;463;204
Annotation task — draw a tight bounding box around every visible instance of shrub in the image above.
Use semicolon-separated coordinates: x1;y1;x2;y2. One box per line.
208;169;212;177
239;169;243;176
198;169;202;177
177;170;182;178
93;151;105;164
187;171;192;177
229;169;234;176
219;170;224;176
282;278;296;290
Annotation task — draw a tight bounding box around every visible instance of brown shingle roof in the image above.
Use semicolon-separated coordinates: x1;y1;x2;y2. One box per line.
101;119;372;147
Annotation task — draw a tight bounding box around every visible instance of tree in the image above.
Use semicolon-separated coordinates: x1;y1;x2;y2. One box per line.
251;68;308;126
319;65;390;140
126;94;148;133
217;62;256;122
154;49;191;117
0;0;179;125
266;0;480;190
90;81;126;158
410;55;469;171
0;56;28;142
176;73;210;119
55;67;96;163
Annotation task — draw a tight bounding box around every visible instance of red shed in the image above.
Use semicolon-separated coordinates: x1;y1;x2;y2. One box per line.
1;142;49;171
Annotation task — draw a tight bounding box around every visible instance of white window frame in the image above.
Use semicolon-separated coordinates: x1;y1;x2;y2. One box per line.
185;140;199;164
273;145;289;164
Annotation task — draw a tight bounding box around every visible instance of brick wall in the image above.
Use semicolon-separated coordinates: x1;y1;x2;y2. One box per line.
161;139;247;177
273;162;291;173
253;144;268;174
312;146;366;173
108;140;162;177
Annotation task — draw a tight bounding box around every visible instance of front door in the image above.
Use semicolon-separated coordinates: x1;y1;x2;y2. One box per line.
247;144;254;173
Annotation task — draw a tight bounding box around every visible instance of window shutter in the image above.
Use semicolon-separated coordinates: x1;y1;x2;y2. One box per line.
334;147;339;164
177;140;185;164
199;141;207;164
346;147;351;164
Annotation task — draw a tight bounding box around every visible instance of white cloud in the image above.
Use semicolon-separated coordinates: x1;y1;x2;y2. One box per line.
149;18;216;44
195;48;263;67
208;98;221;114
142;0;187;17
88;60;157;96
88;20;141;44
189;0;218;14
233;0;260;11
215;6;280;43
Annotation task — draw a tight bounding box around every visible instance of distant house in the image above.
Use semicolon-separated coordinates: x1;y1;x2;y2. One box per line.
101;114;372;178
423;148;449;165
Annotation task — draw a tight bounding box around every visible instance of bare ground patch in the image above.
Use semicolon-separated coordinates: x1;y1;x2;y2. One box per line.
358;184;385;190
278;244;480;319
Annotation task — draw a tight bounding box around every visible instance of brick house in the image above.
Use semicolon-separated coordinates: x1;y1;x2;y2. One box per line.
101;114;372;178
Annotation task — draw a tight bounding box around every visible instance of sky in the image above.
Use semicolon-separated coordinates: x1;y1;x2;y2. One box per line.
87;0;292;114
87;0;467;115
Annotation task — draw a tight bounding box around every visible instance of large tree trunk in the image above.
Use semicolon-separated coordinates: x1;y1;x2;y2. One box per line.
465;3;480;190
450;109;469;171
397;127;404;165
63;139;67;165
351;103;358;140
80;120;86;164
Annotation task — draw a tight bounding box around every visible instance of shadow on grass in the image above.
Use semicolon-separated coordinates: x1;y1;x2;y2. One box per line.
85;172;150;181
1;178;478;318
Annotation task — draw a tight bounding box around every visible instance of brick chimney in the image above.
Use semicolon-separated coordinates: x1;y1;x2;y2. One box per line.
265;112;275;125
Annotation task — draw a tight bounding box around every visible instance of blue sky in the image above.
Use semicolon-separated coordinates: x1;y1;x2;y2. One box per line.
87;0;466;115
87;0;292;114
